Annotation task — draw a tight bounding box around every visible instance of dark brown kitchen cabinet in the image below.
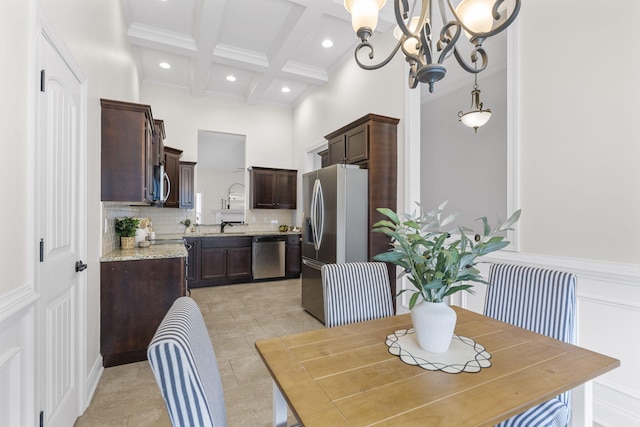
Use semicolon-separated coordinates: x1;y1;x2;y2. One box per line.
100;257;186;367
195;236;252;287
325;114;399;307
285;234;301;278
153;119;165;167
101;99;155;204
185;237;199;282
318;149;329;168
250;167;297;209
328;123;368;165
163;146;182;208
179;161;196;209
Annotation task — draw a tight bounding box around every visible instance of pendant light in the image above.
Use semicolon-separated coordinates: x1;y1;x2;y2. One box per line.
458;70;491;133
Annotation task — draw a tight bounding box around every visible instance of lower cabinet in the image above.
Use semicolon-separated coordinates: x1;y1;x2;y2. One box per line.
285;234;301;278
190;236;252;288
187;234;301;287
185;237;199;282
101;257;186;367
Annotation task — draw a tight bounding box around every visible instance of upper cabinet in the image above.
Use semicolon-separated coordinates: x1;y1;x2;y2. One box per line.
101;99;155;204
249;167;297;209
153;119;165;167
327;123;369;165
179;161;196;209
163;146;182;208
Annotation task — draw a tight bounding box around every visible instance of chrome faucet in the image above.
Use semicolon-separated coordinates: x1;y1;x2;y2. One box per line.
221;221;234;233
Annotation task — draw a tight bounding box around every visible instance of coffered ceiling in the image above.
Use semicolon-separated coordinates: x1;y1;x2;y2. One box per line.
122;0;506;107
122;0;398;107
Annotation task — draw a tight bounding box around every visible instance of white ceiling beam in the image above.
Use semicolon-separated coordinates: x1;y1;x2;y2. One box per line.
128;23;197;55
191;0;228;95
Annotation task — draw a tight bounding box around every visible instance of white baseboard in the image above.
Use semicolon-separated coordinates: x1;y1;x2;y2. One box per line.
81;354;104;413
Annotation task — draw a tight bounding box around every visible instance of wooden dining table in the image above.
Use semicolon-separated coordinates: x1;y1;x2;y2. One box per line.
255;306;619;427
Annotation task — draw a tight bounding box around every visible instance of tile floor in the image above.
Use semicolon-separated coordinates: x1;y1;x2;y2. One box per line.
74;278;323;427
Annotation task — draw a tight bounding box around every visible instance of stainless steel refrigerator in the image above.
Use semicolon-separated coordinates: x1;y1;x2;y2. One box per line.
301;164;368;323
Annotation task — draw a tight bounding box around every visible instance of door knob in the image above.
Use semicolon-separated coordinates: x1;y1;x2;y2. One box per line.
75;260;88;272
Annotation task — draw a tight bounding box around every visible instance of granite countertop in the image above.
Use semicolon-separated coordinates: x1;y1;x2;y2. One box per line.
101;243;187;262
156;231;302;239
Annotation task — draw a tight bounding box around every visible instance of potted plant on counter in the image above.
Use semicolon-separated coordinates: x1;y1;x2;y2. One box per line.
373;201;520;353
115;217;141;249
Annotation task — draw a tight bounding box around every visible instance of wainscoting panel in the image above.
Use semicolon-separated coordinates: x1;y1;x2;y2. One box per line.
0;286;38;427
45;288;75;423
437;252;639;427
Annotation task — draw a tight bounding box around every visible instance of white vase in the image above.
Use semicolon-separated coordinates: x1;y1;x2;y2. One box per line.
411;301;457;353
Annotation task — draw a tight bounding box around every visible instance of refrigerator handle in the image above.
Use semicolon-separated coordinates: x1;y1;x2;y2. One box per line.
302;258;323;271
310;178;320;251
316;179;324;250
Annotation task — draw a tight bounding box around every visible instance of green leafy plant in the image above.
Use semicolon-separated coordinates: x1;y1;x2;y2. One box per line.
373;201;521;309
180;218;191;228
114;217;140;238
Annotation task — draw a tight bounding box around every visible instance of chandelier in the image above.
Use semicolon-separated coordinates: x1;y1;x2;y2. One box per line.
344;0;521;92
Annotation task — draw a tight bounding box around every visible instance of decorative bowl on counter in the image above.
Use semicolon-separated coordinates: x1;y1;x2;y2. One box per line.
279;225;288;232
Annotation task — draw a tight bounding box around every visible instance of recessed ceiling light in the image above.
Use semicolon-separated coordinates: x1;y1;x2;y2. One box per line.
281;87;291;93
322;39;334;48
159;62;171;69
226;75;236;82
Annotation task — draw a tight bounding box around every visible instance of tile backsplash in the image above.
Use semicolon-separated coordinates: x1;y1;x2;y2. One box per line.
102;203;297;256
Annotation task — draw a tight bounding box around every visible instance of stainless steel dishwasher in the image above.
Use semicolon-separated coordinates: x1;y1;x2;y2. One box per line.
252;235;286;279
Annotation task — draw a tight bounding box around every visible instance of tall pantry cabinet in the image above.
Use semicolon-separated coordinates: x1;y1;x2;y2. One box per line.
324;114;400;306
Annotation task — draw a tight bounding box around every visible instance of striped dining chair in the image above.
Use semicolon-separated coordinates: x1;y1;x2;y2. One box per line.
148;297;227;427
484;263;577;427
321;262;394;328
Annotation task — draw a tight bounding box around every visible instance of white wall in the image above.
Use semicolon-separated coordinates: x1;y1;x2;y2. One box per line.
517;0;640;263
0;3;37;425
140;83;293;168
292;30;407;223
1;0;34;296
421;68;508;227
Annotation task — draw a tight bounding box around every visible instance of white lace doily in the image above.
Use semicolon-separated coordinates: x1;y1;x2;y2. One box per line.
386;329;492;373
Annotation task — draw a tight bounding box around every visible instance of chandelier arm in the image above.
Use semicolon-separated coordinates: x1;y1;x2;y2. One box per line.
420;23;434;64
436;22;461;64
354;39;404;70
444;0;521;41
452;46;488;74
408;63;419;89
394;0;429;40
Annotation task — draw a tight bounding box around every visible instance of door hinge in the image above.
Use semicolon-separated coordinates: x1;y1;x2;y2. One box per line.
39;410;44;427
39;238;44;262
40;70;45;92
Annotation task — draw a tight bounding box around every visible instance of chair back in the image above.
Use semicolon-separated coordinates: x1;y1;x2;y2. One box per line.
321;262;394;328
148;297;227;427
485;263;577;417
485;263;576;344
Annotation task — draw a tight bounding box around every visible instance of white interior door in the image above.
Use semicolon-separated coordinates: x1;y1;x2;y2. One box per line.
37;27;86;427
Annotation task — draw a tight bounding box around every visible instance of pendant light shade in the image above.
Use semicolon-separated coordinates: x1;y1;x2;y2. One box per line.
458;84;491;133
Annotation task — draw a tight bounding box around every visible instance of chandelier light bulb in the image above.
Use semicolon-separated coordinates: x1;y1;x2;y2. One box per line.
393;17;422;55
456;0;495;36
344;0;386;40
